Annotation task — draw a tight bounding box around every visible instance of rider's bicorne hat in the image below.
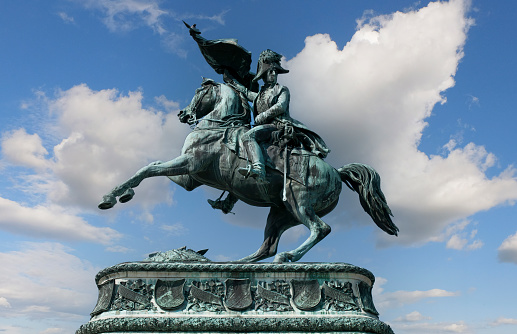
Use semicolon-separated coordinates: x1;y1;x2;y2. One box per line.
253;49;289;82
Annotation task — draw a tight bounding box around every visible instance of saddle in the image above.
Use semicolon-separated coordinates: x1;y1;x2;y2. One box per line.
223;127;313;185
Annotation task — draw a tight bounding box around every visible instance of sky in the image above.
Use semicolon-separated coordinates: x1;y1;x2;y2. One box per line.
0;0;516;333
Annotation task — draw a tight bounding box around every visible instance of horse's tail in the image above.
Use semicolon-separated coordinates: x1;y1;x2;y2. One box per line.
338;163;399;236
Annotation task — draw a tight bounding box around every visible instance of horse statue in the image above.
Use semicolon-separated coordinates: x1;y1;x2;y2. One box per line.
98;78;398;263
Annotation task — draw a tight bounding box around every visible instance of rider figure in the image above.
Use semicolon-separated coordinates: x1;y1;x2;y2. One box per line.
227;49;330;183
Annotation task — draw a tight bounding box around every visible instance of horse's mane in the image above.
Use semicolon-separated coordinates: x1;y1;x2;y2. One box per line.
195;79;251;128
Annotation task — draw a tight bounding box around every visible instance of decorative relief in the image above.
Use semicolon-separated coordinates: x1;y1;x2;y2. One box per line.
187;280;225;312
290;279;321;310
255;280;292;312
224;278;252;310
90;280;115;317
358;281;379;315
111;279;156;311
323;281;360;312
90;276;380;317
155;279;186;310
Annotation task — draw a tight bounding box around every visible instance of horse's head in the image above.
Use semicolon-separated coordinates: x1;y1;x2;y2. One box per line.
178;78;219;125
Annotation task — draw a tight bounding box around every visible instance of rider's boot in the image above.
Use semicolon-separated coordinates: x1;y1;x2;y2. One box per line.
208;193;238;214
238;140;267;182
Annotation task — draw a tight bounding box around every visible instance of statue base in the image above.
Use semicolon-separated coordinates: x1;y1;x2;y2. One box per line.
76;259;393;334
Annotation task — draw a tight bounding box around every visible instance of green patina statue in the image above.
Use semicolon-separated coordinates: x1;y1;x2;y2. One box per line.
98;23;398;263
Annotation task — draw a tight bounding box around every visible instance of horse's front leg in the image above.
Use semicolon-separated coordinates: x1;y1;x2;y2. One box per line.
98;154;193;209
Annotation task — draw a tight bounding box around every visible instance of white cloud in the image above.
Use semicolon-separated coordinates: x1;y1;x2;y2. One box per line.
373;277;459;310
278;0;517;247
76;1;230;57
466;239;483;250
394;311;431;322
498;232;517;264
491;317;517;326
378;288;459;309
393;321;470;333
0;197;120;244
105;245;131;253
0;297;11;308
1;128;49;170
213;254;232;262
0;242;98;318
82;0;168;34
47;84;186;209
57;12;75;24
446;234;468;250
160;222;188;236
445;228;483;251
179;9;230;26
0;84;188;243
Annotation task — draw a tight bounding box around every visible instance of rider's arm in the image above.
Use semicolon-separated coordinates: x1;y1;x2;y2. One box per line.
223;70;257;101
255;87;289;125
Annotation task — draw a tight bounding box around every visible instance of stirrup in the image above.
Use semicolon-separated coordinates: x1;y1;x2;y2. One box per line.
238;165;252;178
207;199;234;214
239;165;266;183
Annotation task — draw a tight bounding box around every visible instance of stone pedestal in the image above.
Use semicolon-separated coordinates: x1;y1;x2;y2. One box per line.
76;260;393;334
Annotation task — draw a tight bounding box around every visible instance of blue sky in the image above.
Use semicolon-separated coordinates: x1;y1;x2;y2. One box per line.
1;0;516;333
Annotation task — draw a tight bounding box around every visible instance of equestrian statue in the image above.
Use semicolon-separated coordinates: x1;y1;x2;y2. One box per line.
98;23;399;263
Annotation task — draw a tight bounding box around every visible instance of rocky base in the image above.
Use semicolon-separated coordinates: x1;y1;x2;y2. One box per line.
76;260;393;334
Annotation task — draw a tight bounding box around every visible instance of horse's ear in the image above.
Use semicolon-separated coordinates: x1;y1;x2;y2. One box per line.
201;77;217;86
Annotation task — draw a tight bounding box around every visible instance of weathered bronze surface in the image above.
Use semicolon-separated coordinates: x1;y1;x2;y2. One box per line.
97;24;398;263
77;252;394;334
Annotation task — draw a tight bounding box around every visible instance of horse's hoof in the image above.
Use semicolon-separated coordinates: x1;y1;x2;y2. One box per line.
98;195;117;210
273;252;294;263
119;188;135;203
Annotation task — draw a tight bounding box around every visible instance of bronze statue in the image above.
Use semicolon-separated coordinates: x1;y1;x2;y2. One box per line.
98;23;398;263
225;49;330;183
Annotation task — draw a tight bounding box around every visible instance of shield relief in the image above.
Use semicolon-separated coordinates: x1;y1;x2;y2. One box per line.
155;279;186;310
290;279;321;310
224;278;252;311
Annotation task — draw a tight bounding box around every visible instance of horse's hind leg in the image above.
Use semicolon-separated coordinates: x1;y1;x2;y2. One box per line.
99;154;194;209
238;207;298;262
274;191;331;263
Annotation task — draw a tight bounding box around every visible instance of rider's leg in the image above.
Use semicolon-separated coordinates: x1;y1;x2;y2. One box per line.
208;192;238;214
238;125;276;182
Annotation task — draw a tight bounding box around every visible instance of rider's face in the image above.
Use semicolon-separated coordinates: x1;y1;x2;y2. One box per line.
265;68;278;86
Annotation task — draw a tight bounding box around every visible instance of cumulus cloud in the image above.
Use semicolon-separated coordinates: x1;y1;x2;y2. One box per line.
0;197;120;244
445;225;483;251
498;232;517;264
47;84;186;209
1;128;50;170
0;84;188;242
277;0;517;247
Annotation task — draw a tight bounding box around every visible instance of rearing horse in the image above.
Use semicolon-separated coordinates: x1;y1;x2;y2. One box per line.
99;79;398;262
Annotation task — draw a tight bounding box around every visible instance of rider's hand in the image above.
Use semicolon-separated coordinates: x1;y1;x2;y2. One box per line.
255;113;267;125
